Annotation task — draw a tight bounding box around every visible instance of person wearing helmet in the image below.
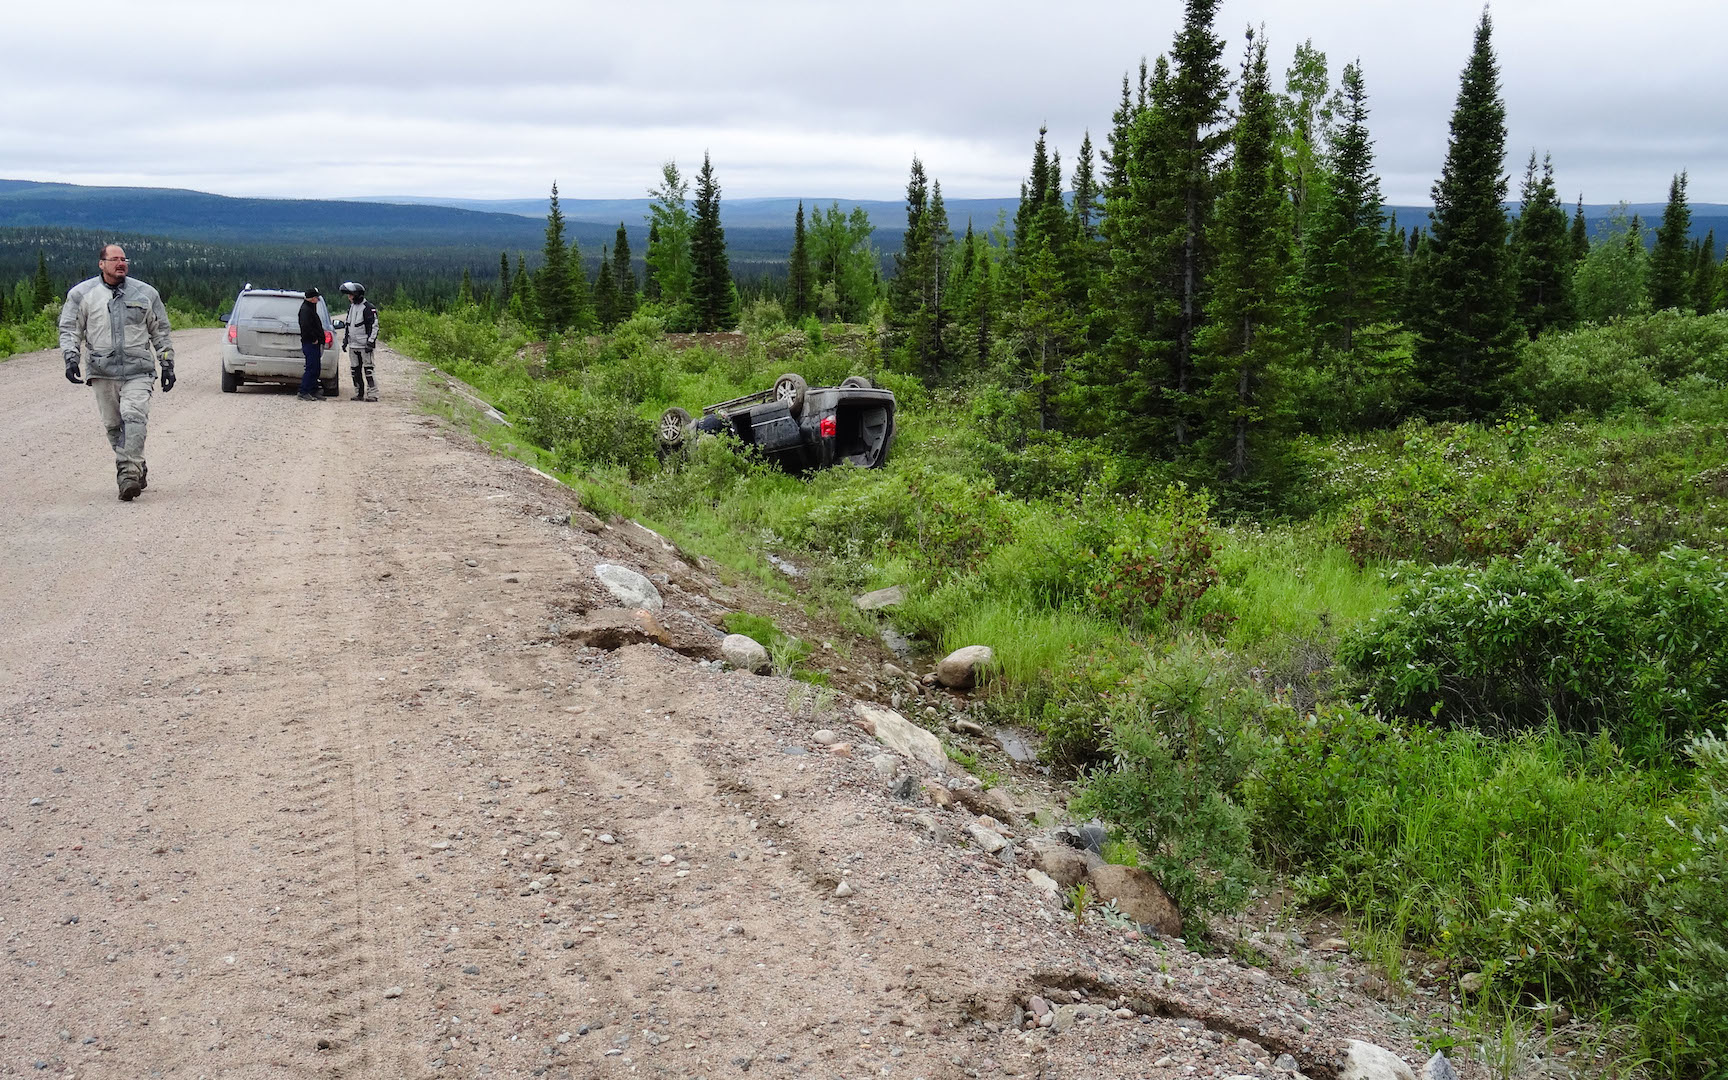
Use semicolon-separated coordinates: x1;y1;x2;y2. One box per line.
336;281;379;401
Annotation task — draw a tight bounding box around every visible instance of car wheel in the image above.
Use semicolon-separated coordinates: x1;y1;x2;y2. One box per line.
773;373;808;415
841;376;872;388
658;407;692;449
221;367;238;393
321;376;339;398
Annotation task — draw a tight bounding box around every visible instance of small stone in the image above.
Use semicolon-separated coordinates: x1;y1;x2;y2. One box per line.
812;729;838;745
383;986;404;999
835;880;854;898
1423;1052;1461;1080
854;585;906;611
967;823;1008;854
594;563;663;611
1027;996;1051;1018
1458;971;1485;993
597;833;616;845
953;719;985;736
1317;937;1349;952
464;559;478;567
462;965;480;975
829;743;853;757
720;634;770;674
936;645;995;689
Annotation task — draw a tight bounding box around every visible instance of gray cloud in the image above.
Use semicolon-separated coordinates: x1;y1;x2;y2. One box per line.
4;0;1721;204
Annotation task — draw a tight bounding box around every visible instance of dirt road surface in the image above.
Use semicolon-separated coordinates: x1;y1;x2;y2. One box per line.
1;332;1471;1080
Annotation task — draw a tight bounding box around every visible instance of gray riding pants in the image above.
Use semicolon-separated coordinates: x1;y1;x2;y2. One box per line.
90;373;154;471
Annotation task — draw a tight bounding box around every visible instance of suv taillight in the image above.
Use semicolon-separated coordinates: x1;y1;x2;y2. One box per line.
818;415;837;438
227;323;238;344
324;330;334;348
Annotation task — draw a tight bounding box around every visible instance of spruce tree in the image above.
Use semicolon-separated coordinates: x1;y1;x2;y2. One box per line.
1692;230;1717;315
1411;9;1517;420
536;182;579;334
1195;28;1294;484
498;252;512;313
593;245;618;329
787;200;813;318
687;152;737;332
1510;152;1574;337
1570;196;1590;263
509;255;535;325
612;224;637;320
32;251;53;312
892;157;931;320
1648;171;1693;311
1299;59;1402;428
458;268;474;307
569;237;594;330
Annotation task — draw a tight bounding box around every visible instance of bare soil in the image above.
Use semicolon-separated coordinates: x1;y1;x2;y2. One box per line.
0;333;1491;1079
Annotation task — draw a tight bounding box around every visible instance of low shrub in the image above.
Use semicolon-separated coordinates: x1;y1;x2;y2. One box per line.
1341;545;1728;758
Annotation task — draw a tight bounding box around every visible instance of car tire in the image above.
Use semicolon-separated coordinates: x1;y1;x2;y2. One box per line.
841;376;872;388
773;373;808;415
321;375;339;398
658;407;692;449
221;367;238;393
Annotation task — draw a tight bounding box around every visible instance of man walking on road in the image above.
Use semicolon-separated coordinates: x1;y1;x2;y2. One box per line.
338;281;379;401
58;244;175;501
296;288;326;402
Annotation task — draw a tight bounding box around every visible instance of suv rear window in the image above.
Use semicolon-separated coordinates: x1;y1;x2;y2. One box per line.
234;295;309;321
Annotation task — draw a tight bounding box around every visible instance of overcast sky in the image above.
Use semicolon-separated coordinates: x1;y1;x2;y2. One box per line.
3;0;1722;207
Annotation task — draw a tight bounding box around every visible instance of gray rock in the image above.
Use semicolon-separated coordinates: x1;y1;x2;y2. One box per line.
812;729;839;745
889;773;919;801
1457;971;1485;994
1027;996;1051;1018
1051;1005;1078;1034
1276;1055;1301;1072
869;753;901;781
1024;868;1060;898
1086;864;1182;938
1423;1052;1460;1080
720;634;770;674
854;585;906;611
967;823;1008;853
936;645;995;689
854;703;946;774
594;564;663;611
1339;1041;1416;1080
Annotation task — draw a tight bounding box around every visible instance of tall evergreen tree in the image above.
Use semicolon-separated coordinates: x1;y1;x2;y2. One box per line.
1195;28;1295;484
1510;152;1574;337
1570;196;1590;263
535;182;579;334
612;224;637;320
1411;9;1517;420
1299;60;1402;427
787;201;813;318
498;252;512;313
1648;171;1693;311
1071;133;1100;244
892;156;931;319
32;251;53;312
1691;229;1717;315
687;152;737;332
1094;0;1230;448
509;255;534;325
457;267;474;306
593;245;619;329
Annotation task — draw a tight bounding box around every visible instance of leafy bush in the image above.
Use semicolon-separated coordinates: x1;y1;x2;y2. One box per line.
1342;545;1728;758
497;379;656;476
1072;645;1260;920
1083;484;1225;632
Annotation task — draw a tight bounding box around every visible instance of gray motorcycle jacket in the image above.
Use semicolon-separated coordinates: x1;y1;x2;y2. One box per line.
344;300;379;351
58;276;175;379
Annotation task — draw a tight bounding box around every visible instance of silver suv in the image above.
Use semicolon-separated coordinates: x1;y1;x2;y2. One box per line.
218;288;337;395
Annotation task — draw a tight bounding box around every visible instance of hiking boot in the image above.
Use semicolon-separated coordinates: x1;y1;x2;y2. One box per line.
365;393;379;402
138;462;148;491
117;467;142;501
296;392;322;402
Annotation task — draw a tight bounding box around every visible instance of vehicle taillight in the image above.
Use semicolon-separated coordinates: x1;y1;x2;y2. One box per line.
227;323;238;344
818;415;837;439
324;331;334;348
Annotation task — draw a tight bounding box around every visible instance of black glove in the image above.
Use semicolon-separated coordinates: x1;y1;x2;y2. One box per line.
64;354;83;384
160;361;176;393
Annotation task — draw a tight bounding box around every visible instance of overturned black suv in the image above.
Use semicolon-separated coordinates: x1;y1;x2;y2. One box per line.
657;373;896;473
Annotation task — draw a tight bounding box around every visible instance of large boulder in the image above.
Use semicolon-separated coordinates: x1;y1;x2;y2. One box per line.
594;563;663;611
853;703;947;774
1339;1041;1416;1080
720;634;770;674
936;645;995;689
1086;864;1182;938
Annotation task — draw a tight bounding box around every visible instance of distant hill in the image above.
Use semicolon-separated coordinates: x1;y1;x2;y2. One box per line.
5;180;1724;268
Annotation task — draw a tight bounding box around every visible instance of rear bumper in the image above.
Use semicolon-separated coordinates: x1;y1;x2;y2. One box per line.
221;344;337;380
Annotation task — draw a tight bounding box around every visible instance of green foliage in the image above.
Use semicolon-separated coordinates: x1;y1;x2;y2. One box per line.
1572;207;1650;324
1072;644;1260;920
500;378;657;477
1083;484;1224;631
1342;545;1728;757
1246;706;1727;1078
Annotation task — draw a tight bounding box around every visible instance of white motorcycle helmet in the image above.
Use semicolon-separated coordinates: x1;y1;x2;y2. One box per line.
339;280;366;299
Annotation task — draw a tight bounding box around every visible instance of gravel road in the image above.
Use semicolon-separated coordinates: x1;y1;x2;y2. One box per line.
0;332;1478;1080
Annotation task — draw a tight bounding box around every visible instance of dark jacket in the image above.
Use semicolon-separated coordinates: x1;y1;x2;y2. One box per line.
298;301;325;344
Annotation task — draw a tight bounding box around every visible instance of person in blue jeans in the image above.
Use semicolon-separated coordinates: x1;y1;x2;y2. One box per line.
296;288;325;401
